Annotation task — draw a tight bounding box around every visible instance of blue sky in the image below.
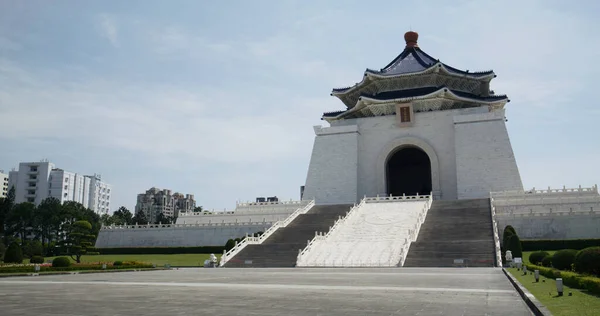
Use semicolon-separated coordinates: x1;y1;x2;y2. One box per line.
1;0;599;212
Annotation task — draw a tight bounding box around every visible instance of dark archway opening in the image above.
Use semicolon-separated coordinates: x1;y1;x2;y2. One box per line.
386;147;432;196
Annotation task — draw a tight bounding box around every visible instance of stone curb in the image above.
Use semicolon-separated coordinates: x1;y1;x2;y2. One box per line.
502;268;552;316
0;268;167;278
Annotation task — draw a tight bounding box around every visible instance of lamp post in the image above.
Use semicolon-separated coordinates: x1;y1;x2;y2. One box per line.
556;278;564;296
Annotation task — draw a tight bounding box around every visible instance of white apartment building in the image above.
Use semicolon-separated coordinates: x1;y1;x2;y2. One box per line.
135;187;195;223
8;161;111;214
0;170;9;198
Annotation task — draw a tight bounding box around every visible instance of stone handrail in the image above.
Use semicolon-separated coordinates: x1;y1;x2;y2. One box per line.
220;200;315;266
236;200;307;207
296;199;366;265
179;209;296;217
364;193;432;202
393;194;432;266
491;185;598;198
100;221;273;230
297;194;433;267
496;210;597;217
489;195;503;267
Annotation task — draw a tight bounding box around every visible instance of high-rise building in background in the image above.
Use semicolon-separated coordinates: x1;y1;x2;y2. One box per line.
135;187;195;223
0;170;9;198
7;160;112;214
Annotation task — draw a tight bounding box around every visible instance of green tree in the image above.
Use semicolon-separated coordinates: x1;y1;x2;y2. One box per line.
502;225;516;247
112;206;133;225
0;186;15;239
506;234;523;258
193;206;204;212
100;213;113;226
36;197;62;246
132;210;148;225
155;212;167;224
59;220;95;263
6;202;35;242
4;242;23;264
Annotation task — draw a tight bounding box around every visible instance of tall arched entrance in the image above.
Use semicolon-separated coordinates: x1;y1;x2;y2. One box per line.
386;147;432;196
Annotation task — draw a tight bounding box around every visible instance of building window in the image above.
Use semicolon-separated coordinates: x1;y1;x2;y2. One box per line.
64;193;68;197
27;198;34;203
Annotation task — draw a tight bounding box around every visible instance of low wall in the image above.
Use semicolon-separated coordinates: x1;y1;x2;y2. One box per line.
95;223;272;248
176;200;308;225
492;185;600;240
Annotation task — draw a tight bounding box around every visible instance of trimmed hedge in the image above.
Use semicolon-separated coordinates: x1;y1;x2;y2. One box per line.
30;256;45;264
52;257;71;267
95;246;226;255
574;247;600;276
0;264;154;274
523;263;600;296
528;251;550;265
521;239;600;251
551;249;578;270
542;256;552;267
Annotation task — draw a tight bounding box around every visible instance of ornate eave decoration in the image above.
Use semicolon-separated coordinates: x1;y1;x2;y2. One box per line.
322;87;508;122
330;31;498;109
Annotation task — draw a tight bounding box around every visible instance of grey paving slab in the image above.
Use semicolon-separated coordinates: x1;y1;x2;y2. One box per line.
0;267;533;316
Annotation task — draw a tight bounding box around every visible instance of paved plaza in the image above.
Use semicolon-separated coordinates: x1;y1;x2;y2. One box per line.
0;268;532;315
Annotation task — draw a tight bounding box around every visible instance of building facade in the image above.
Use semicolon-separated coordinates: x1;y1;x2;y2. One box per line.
302;31;523;205
8;161;111;214
0;170;9;198
135;187;196;223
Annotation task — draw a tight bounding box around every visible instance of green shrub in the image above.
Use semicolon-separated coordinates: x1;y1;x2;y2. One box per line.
574;247;600;276
86;252;100;255
529;251;550;265
521;239;600;251
506;234;522;258
502;226;516;247
4;242;23;263
551;249;578;270
541;256;552;267
113;261;123;266
97;246;225;255
0;241;5;260
30;255;45;263
225;239;235;251
52;257;71;267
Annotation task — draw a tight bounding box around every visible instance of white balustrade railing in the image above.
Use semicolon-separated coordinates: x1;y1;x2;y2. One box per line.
491;185;598;198
296;194;433;267
100;221;273;230
296;199;366;265
220;200;315;266
489;196;503;267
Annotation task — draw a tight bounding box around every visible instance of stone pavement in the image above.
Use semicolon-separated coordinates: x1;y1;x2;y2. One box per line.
0;268;533;315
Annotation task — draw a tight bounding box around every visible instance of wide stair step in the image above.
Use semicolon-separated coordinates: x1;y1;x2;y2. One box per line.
402;198;497;268
223;204;353;268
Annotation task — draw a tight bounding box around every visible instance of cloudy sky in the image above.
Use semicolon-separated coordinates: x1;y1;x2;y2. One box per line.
1;0;599;212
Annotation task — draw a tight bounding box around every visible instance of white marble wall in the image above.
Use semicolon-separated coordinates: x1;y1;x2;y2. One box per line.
95;223;272;248
493;186;600;240
303;106;524;204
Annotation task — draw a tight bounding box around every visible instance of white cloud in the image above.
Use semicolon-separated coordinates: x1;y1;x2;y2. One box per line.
97;14;118;47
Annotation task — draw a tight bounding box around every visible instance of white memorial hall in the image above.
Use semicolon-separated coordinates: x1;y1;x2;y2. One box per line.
96;31;600;268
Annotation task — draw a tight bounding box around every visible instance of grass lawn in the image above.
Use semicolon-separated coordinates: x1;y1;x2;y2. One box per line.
507;268;600;316
27;254;219;267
